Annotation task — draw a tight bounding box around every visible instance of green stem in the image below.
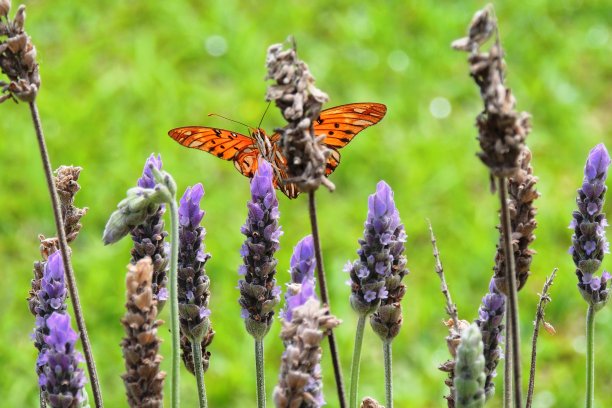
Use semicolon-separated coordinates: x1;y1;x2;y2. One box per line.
383;340;393;408
255;339;266;408
586;305;595;408
168;201;181;408
349;315;366;408
29;101;103;407
192;340;208;408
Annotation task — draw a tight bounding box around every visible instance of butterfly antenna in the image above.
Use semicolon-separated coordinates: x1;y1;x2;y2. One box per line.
207;113;252;132
257;101;272;130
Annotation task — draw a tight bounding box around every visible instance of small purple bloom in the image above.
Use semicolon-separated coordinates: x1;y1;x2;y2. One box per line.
364;290;377;303
585;144;611;182
179;183;205;227
289;235;315;284
137;153;163;188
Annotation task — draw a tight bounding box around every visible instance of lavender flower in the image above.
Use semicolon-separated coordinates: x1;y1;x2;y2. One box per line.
37;312;86;408
121;258;165;407
178;183;214;374
570;143;611;309
32;251;68;353
281;235;316;321
347;181;404;316
274;276;340;407
474;278;505;400
238;159;283;339
131;154;170;311
453;323;486;408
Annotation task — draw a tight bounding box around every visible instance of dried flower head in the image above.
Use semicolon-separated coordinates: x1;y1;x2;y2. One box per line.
453;323;486;408
0;3;40;102
130;154;170;311
238;159;283;339
274;277;340;407
177;183;214;374
453;5;531;178
347;181;405;316
37;312;86;408
570;143;611;310
474;278;505;400
439;318;470;408
266;40;333;193
180;328;215;376
493;148;539;294
121;258;166;407
360;397;383;408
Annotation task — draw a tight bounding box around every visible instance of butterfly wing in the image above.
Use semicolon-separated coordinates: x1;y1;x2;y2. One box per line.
168;126;259;178
314;103;387;175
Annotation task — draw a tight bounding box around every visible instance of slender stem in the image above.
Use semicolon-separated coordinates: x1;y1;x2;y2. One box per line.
349;315;366;408
526;269;557;408
586;304;595;408
308;191;347;408
40;390;46;408
498;177;522;408
383;340;393;408
504;304;513;408
255;339;266;408
28;101;103;408
192;340;208;408
168;201;181;408
427;220;459;328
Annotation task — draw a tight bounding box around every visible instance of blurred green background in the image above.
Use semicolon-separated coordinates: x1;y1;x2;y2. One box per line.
1;0;611;406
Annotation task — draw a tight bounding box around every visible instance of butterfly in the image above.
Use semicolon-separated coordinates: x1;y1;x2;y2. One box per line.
168;102;387;198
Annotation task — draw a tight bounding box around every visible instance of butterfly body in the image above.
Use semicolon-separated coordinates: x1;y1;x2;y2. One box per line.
168;102;387;198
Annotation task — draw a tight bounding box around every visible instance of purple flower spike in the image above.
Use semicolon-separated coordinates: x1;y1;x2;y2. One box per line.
571;143;610;309
38;312;86;407
289;235;315;284
179;183;205;227
33;251;68;353
238;159;283;339
177;184;213;374
475;278;506;400
137;153;163;188
349;181;407;318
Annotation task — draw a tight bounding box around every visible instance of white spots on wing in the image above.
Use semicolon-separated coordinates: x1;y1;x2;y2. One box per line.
354;119;373;126
189;141;203;147
183;131;192;136
387;50;410;72
353;108;366;114
205;35;227;57
429;97;452;119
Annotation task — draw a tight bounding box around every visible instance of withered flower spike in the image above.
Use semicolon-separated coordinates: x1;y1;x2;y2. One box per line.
453;5;530;178
493;148;539;294
121;258;166;408
266;40;333;193
0;3;40;102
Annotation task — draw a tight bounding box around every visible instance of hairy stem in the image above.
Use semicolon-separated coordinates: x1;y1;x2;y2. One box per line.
255;339;266;408
428;220;459;327
168;200;181;408
192;340;208;408
349;315;366;408
498;177;522;408
383;340;393;408
308;191;346;408
526;269;556;408
586;304;595;408
29;101;103;408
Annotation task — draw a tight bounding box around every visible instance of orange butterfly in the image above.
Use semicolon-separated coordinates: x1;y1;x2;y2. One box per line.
168;102;387;198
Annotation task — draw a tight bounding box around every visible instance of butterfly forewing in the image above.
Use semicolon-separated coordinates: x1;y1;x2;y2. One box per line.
168;127;255;161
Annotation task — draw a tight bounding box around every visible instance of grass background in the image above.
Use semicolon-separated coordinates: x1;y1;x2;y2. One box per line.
1;0;611;406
